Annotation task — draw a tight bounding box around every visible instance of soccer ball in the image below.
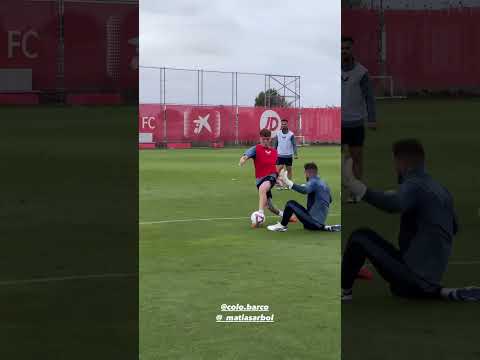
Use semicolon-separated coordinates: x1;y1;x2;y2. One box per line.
250;211;265;227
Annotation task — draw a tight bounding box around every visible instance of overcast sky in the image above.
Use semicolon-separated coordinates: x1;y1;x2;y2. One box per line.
140;0;340;107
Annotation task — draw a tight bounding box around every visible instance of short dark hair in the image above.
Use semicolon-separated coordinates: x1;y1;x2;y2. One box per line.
259;128;271;137
392;139;425;163
304;162;318;172
281;119;288;123
342;36;354;44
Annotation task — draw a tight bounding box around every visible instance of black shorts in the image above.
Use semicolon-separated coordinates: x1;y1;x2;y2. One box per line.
276;157;293;166
342;125;365;147
256;175;276;199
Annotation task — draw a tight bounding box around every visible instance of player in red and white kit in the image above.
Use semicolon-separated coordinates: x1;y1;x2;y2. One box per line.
239;128;284;220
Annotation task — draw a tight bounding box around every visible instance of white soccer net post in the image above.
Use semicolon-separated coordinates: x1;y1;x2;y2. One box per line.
295;135;306;146
370;75;407;100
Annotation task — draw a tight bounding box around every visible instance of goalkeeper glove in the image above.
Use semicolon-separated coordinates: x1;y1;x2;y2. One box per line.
279;169;294;189
342;157;367;200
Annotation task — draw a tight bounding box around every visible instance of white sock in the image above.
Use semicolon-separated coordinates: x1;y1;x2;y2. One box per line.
258;209;264;214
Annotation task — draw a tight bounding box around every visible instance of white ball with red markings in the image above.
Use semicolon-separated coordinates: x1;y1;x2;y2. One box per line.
250;211;265;226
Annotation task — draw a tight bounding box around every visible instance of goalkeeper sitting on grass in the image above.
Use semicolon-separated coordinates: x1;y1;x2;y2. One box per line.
341;138;480;302
268;162;340;232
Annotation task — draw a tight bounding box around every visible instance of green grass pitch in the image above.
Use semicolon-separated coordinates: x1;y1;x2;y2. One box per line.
342;98;480;360
140;146;341;359
0;106;138;358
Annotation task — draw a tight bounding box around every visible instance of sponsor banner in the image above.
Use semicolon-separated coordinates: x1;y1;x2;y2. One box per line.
0;0;58;90
162;105;235;143
237;107;299;142
139;105;340;144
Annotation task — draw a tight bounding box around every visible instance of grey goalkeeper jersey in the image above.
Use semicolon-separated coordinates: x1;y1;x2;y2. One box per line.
291;176;332;227
363;167;458;285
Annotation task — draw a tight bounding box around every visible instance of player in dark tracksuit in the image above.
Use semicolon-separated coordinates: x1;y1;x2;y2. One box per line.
342;139;480;301
267;162;340;232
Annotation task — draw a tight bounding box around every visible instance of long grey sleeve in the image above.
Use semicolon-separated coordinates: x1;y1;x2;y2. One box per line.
292;182;314;195
359;73;376;123
363;183;417;214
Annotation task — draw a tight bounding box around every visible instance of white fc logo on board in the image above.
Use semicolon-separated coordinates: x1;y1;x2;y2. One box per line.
8;30;39;59
260;110;281;136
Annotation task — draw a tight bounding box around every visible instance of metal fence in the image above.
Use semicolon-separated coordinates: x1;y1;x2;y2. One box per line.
139;66;301;108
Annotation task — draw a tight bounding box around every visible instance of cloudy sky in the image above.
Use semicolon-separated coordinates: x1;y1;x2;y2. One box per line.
140;0;340;107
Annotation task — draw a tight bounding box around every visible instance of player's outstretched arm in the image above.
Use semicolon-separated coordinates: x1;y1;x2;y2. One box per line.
363;185;416;214
240;146;256;166
291;182;315;195
239;155;249;166
343;158;416;213
279;169;314;194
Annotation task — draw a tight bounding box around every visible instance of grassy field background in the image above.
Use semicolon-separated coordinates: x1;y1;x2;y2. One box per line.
342;98;480;360
0;106;138;359
140;146;341;360
5;100;477;359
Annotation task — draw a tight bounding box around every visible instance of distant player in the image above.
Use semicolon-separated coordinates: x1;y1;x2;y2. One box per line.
273;119;298;189
267;162;340;232
341;36;377;202
239;128;284;221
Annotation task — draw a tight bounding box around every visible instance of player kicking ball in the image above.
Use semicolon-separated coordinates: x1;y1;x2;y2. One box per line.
239;128;291;227
267;162;341;232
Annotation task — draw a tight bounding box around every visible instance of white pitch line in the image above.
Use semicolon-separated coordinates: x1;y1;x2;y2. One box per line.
0;273;136;287
141;217;249;225
1;261;478;287
140;213;340;225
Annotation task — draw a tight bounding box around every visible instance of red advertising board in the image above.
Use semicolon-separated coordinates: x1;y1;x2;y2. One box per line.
163;105;235;143
385;9;480;91
301;108;341;143
237;107;300;143
64;1;138;91
0;0;58;90
139;104;162;143
342;8;480;92
139;105;341;145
